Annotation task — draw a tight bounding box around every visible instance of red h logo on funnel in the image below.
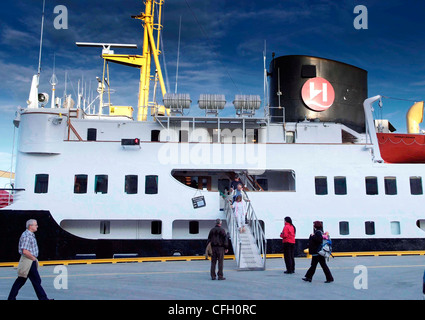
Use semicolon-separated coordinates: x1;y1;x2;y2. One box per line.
301;77;335;112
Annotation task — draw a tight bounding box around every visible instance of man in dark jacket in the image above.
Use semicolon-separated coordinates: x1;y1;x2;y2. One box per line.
207;219;228;280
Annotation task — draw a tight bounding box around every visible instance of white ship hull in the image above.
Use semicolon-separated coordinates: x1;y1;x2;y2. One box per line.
1;107;424;261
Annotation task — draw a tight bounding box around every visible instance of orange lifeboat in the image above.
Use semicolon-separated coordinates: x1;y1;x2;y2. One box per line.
377;101;425;163
377;132;425;163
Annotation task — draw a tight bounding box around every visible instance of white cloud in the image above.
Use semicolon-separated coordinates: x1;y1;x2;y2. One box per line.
410;80;425;87
0;26;39;48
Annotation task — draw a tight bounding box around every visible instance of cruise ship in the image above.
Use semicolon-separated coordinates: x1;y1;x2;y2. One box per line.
1;0;425;265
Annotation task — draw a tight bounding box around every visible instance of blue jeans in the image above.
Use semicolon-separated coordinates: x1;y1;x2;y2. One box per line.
8;261;48;300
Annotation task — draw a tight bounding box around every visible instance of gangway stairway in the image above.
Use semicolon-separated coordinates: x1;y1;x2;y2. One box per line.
223;195;266;270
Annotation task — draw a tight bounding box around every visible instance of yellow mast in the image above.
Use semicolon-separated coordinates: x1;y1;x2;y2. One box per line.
102;0;167;121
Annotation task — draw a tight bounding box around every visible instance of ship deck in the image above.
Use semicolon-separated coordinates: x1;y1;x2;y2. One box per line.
1;255;424;301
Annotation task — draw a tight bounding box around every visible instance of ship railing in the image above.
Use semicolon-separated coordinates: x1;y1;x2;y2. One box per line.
224;197;242;266
0;188;25;208
245;200;267;269
223;193;267;270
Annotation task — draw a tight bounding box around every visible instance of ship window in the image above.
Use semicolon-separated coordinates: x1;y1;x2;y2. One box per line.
384;177;397;195
417;219;425;232
365;177;378;195
95;175;108;194
315;177;328;195
339;221;349;235
125;175;138;194
151;130;160;142
74;174;88;194
390;221;401;235
151;221;162;235
365;221;375;235
87;128;97;141
189;221;199;234
334;177;347;195
145;175;158;194
301;65;317;78
100;221;110;234
410;176;423;195
34;174;49;194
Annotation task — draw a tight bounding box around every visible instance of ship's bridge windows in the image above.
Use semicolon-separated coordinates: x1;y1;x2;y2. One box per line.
125;175;138;194
410;176;423;195
145;175;158;194
34;174;49;194
74;174;88;194
95;175;108;194
315;177;328;195
365;177;378;195
384;177;397;195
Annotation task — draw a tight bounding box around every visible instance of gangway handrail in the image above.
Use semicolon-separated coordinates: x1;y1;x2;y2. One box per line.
222;192;266;270
246;201;267;269
223;197;242;267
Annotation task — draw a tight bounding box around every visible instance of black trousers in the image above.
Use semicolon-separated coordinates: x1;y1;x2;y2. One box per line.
8;261;48;300
283;243;295;273
304;255;334;281
210;246;225;279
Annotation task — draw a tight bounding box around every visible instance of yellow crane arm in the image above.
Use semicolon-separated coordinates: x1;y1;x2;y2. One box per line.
146;23;167;98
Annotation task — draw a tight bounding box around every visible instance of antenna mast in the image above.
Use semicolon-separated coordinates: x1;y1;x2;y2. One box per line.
27;0;46;109
175;15;182;94
38;0;46;78
50;54;58;108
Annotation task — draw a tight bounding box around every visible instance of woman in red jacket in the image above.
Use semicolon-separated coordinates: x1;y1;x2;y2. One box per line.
280;216;296;274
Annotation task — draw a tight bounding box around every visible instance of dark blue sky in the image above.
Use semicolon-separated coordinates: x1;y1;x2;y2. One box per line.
1;0;425;172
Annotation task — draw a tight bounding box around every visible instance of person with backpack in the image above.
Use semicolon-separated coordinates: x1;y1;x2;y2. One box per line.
302;221;334;283
280;216;296;274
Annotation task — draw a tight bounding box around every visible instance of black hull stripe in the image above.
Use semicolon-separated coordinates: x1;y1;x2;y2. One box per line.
1;210;425;262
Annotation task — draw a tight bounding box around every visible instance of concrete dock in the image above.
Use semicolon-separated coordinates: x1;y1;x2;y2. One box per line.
0;255;424;300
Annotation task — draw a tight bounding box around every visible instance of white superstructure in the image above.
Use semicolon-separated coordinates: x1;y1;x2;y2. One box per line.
8;101;425;244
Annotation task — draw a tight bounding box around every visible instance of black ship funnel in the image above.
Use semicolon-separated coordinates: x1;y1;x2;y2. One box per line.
268;55;367;133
